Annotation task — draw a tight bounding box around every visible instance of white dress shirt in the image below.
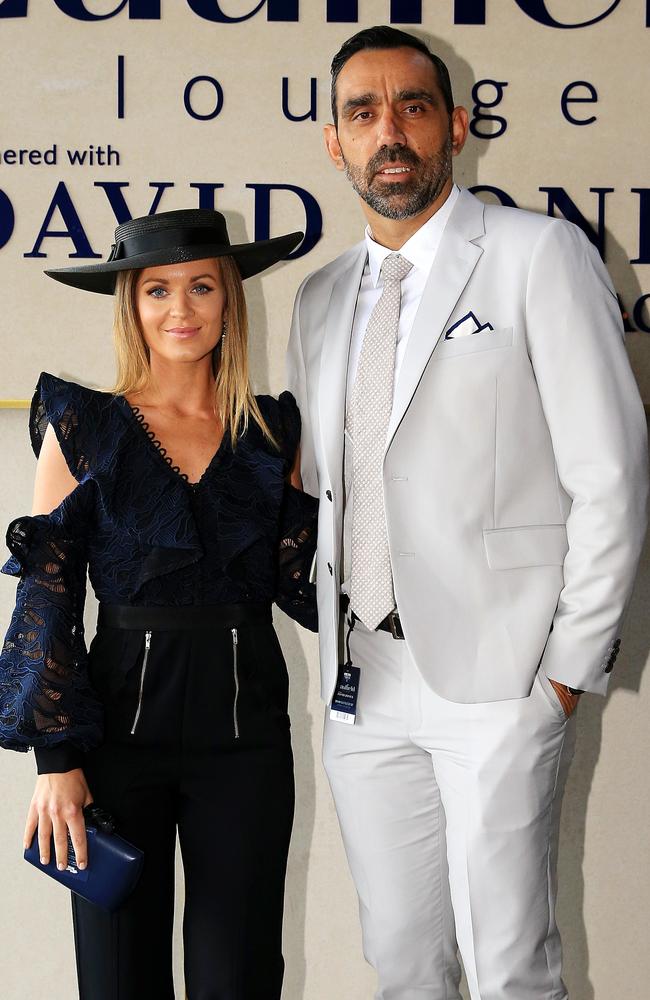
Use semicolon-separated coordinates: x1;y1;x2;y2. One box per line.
342;184;460;595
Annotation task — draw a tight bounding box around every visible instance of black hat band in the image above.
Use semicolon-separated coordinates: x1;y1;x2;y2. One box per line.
107;225;231;262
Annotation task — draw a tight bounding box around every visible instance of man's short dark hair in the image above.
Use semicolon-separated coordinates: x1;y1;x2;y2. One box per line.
330;25;454;125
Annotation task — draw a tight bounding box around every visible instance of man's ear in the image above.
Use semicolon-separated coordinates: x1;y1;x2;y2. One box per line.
450;106;469;157
324;123;346;172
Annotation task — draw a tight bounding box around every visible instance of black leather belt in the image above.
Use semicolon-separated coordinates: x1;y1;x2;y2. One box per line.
350;608;405;640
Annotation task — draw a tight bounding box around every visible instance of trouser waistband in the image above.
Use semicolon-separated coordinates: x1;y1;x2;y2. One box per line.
97;602;272;631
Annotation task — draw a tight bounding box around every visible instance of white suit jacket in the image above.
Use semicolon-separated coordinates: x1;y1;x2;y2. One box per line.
286;188;648;703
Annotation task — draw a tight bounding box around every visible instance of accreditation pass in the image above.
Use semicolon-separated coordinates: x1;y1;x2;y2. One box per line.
330;663;360;724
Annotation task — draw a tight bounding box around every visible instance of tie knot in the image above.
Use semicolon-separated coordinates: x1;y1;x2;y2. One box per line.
380;252;412;284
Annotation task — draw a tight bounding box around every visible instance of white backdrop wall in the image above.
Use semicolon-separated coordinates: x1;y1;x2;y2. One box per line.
0;3;648;998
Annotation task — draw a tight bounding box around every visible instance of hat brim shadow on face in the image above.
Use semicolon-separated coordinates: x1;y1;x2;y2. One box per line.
43;231;304;295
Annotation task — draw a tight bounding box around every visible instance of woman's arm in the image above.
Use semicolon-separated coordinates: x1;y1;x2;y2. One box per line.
289;444;303;490
31;423;78;514
23;425;93;870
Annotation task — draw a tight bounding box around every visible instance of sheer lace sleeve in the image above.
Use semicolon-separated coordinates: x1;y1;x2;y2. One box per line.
276;485;318;632
0;504;103;760
268;393;317;629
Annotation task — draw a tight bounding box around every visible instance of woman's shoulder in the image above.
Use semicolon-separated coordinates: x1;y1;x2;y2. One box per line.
31;371;118;479
34;371;112;411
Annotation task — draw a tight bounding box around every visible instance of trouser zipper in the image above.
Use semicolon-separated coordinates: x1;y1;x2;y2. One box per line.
232;627;240;739
130;630;152;735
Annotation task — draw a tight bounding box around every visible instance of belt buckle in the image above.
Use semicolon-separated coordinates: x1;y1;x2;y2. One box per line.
387;610;404;640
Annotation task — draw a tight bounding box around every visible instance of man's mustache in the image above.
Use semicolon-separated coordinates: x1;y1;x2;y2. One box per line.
366;145;421;181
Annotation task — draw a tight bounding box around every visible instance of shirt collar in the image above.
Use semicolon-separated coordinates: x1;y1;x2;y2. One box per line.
365;183;460;288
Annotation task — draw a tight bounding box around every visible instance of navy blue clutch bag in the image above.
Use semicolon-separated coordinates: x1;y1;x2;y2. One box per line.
24;805;144;911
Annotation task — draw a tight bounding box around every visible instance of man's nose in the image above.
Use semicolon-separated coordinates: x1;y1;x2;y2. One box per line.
376;109;406;149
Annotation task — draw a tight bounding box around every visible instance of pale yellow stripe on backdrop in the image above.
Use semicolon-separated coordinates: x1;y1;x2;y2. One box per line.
0;401;30;409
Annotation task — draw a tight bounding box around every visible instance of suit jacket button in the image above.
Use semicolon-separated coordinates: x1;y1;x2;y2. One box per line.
328;562;333;575
605;662;614;673
326;490;332;501
614;638;621;648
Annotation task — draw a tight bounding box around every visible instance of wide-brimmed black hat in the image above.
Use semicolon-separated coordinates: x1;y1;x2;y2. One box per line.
44;209;304;295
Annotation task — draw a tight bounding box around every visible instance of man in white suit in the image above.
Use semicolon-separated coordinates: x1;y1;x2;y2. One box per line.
287;25;648;1000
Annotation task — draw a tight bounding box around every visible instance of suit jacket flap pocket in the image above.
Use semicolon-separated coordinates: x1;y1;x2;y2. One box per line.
483;523;568;570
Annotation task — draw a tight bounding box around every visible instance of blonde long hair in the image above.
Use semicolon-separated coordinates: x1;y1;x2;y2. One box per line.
112;256;277;448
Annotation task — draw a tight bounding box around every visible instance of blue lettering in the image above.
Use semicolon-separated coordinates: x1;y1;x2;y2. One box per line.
282;77;317;122
94;181;173;224
0;0;296;17
24;182;101;259
117;54;125;118
561;81;598;125
186;0;297;21
0;0;27;15
469;185;517;208
247;183;321;257
515;0;621;29
630;189;650;264
326;0;421;22
470;80;508;139
189;183;225;209
54;0;159;19
184;76;224;120
454;0;485;23
540;187;612;256
0;189;15;250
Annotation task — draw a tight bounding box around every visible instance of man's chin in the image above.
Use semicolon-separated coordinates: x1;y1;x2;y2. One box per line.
364;190;418;220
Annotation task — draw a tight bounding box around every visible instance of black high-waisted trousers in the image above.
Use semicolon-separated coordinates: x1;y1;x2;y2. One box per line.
72;603;295;1000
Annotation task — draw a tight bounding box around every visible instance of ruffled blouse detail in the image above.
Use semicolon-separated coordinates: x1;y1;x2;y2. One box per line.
0;373;317;755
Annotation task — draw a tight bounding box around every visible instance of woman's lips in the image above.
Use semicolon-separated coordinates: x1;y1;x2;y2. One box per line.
165;327;201;339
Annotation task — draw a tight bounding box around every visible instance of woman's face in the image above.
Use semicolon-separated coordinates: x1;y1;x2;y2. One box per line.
135;257;226;367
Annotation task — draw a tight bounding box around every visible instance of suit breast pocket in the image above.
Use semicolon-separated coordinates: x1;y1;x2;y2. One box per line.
434;326;513;361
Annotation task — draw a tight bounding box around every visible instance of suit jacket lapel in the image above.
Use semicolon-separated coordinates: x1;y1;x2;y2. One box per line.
318;243;367;491
386;190;486;449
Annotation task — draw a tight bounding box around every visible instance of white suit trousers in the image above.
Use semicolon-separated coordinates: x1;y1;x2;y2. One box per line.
323;620;577;1000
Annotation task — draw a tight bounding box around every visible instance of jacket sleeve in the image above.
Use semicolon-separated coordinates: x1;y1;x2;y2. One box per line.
525;220;649;693
0;504;103;772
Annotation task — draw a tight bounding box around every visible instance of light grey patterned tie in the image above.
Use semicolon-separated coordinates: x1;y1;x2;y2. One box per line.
348;252;412;630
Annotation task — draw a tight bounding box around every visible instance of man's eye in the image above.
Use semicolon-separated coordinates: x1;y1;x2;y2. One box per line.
353;111;372;121
405;105;423;114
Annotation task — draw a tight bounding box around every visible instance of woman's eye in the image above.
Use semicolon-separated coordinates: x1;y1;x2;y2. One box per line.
192;284;211;295
148;287;167;298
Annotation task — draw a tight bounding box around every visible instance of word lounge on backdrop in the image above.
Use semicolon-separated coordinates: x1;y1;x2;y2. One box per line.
1;0;650;30
0;179;648;332
0;146;120;167
142;71;605;131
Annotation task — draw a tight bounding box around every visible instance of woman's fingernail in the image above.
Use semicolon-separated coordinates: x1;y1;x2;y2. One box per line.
78;861;86;870
40;857;47;865
57;862;65;871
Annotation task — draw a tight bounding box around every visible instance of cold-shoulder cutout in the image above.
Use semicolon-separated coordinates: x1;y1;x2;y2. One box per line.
30;372;112;482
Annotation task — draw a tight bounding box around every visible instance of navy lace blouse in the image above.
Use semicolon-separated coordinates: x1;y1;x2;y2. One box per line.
0;373;317;765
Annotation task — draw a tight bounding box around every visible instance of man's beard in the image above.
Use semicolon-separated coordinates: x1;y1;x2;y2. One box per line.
343;137;453;220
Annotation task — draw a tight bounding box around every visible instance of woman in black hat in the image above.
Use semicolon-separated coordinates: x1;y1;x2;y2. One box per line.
0;209;317;1000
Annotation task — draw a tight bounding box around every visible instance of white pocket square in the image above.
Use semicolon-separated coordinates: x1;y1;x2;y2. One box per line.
445;312;494;339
